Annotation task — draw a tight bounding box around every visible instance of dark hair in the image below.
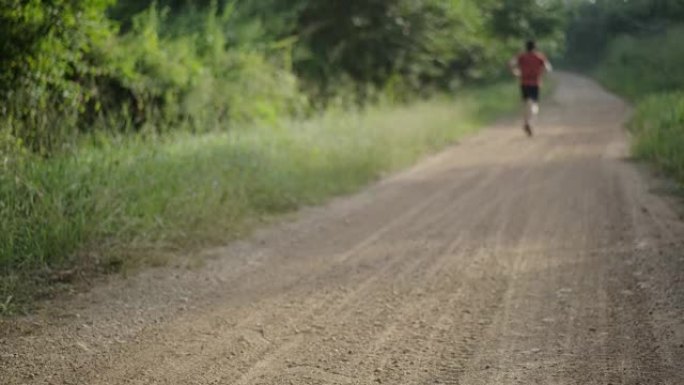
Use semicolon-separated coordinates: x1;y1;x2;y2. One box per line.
526;40;536;52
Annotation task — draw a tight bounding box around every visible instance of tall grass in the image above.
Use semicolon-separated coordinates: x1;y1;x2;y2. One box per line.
629;92;684;182
0;82;518;305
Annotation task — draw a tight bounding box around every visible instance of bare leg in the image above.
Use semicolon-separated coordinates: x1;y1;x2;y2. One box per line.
523;99;539;137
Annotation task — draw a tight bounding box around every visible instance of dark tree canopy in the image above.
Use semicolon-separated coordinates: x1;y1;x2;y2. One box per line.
564;0;684;68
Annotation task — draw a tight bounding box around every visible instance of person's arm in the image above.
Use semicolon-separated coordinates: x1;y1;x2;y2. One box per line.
542;54;553;73
509;57;521;77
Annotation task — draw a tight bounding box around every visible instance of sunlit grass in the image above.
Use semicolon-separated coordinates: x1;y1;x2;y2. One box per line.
0;82;518;307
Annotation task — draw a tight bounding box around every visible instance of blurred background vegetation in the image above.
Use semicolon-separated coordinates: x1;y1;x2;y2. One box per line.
4;0;684;308
563;0;684;184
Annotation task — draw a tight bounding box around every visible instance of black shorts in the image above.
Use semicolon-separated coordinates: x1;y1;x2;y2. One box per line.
521;85;540;102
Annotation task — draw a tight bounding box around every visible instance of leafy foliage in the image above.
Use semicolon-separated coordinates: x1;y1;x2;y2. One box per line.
490;0;565;42
0;0;116;153
596;26;684;100
564;0;684;69
0;0;566;153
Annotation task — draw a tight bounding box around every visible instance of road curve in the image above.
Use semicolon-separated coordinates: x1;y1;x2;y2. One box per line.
3;73;684;384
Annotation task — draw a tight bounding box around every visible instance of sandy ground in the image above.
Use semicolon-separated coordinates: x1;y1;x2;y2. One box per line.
2;73;684;384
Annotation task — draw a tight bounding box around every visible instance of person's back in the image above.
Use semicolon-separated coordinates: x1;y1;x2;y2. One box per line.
518;51;547;87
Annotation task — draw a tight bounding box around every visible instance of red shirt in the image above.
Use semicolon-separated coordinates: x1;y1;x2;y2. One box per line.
518;52;547;86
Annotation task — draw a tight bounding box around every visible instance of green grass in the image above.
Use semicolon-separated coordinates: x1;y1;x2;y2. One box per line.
629;92;684;182
0;82;518;310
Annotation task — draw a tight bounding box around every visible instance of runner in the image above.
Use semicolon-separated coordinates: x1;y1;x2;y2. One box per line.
509;40;552;137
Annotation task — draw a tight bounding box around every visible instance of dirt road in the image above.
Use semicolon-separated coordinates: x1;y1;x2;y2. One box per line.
3;73;684;384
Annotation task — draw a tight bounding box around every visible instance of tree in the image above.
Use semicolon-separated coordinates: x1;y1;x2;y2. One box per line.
0;0;116;151
564;0;684;68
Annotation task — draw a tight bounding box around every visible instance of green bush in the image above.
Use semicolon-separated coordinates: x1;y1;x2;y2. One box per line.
564;0;684;69
595;26;684;100
105;4;307;131
629;92;684;181
0;1;308;153
0;0;117;153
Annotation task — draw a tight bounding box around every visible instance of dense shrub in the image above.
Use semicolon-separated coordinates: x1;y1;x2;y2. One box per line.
0;0;117;153
564;0;684;69
629;92;684;181
105;5;307;131
0;1;309;152
595;27;684;100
